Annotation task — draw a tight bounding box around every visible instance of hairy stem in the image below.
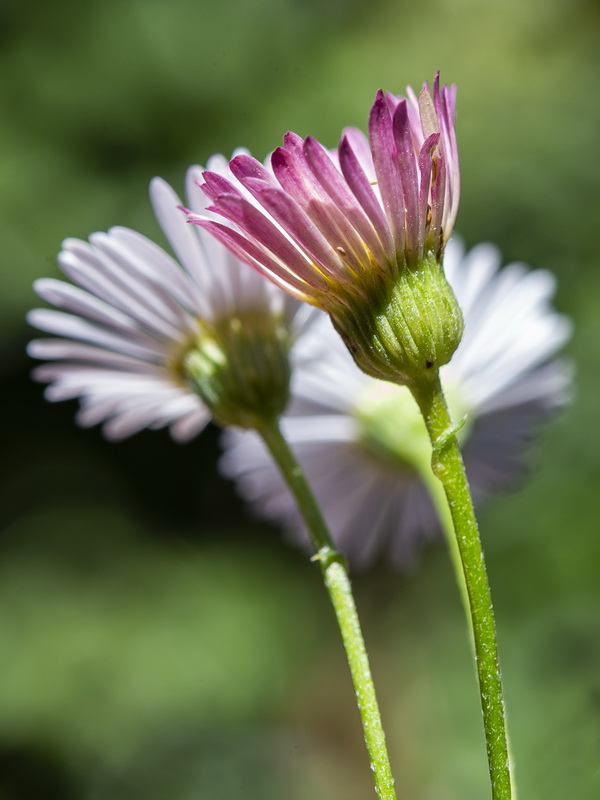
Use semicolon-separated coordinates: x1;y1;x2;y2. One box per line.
410;373;512;800
259;419;397;800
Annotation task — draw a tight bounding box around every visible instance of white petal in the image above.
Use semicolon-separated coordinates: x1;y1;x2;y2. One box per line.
169;407;211;442
184;165;210;217
28;309;166;361
58;237;197;340
33;278;182;344
108;226;209;317
149;177;213;304
27;338;155;371
88;231;197;333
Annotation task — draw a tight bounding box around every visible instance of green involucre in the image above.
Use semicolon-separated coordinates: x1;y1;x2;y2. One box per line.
182;310;291;429
331;253;464;387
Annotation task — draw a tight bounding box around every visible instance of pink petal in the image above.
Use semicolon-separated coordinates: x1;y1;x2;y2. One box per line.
393;100;419;256
338;134;394;258
368;90;405;254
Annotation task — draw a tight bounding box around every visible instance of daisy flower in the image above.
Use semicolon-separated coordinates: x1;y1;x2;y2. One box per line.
220;239;572;568
190;73;463;386
28;155;314;440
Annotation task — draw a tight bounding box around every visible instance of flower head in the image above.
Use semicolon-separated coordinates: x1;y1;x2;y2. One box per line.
191;73;462;386
28;156;313;439
220;239;572;568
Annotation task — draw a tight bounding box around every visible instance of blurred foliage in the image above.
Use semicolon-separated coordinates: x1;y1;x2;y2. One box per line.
1;0;600;797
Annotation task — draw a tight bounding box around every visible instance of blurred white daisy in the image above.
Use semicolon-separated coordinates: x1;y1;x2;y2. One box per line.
221;239;572;568
28;155;313;441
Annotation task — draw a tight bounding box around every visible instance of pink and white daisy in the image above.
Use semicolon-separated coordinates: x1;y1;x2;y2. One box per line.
189;74;462;385
193;74;458;305
28;156;313;441
220;239;572;568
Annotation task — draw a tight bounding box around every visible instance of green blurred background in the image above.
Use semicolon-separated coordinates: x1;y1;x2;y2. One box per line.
1;0;599;797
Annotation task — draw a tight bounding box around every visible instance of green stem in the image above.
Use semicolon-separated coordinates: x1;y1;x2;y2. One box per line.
417;461;472;633
259;418;397;800
418;442;518;799
410;373;512;800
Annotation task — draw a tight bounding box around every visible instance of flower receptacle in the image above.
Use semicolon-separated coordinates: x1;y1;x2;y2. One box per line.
331;253;464;388
182;310;291;430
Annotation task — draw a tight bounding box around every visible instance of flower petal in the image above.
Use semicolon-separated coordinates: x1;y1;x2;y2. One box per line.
368;90;406;254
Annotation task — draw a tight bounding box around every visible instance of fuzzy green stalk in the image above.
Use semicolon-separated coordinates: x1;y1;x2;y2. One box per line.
416;425;519;799
259;419;397;800
410;372;512;800
417;457;472;630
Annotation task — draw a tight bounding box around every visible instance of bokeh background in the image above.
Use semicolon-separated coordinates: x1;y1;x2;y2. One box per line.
1;0;599;797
